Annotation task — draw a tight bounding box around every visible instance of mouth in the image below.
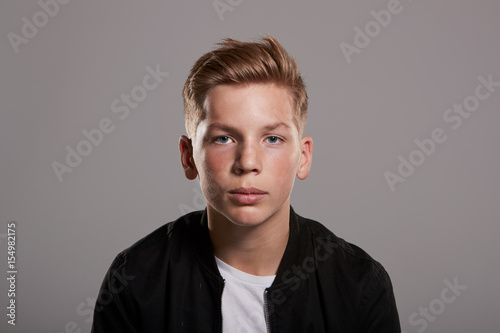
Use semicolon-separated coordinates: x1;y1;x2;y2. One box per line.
229;187;268;204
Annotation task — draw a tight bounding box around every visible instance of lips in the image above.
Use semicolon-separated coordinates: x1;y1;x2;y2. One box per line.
229;187;267;204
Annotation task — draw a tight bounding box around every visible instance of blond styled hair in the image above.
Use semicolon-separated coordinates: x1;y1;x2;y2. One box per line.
182;35;308;138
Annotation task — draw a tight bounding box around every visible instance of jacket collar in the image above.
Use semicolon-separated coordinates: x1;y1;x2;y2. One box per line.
190;206;310;285
274;206;311;284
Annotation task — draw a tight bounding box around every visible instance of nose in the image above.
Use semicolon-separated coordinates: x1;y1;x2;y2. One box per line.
233;141;261;175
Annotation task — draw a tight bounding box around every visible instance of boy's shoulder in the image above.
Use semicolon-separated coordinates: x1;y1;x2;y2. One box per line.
126;210;203;251
108;210;204;271
296;213;388;279
299;213;381;262
294;213;393;309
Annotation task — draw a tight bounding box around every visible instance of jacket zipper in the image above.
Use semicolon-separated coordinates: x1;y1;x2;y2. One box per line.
219;280;225;333
263;289;271;333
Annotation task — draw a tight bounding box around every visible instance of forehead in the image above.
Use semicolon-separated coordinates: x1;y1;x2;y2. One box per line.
203;83;296;128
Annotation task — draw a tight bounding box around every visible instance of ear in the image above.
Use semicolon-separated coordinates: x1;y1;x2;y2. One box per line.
296;136;313;180
179;135;198;180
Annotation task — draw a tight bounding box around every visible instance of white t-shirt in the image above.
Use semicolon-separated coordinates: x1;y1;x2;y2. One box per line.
215;257;276;333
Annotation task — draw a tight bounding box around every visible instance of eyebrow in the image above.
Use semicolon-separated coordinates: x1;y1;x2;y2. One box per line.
206;121;291;132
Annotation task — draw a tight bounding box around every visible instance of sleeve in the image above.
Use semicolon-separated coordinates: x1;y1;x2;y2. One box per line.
91;254;139;333
359;267;401;333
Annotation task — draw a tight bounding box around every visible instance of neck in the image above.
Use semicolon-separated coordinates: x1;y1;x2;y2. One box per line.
207;204;290;276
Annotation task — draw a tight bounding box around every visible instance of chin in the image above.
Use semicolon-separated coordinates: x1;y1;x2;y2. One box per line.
225;203;286;227
208;198;288;228
225;208;266;226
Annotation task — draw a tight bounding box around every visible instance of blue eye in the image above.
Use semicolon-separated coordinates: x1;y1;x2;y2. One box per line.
267;136;280;144
216;136;230;144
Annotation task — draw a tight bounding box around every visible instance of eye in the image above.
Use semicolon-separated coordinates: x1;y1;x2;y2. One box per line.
215;136;231;144
266;136;281;144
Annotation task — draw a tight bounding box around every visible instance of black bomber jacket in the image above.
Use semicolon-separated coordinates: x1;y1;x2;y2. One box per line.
91;207;401;332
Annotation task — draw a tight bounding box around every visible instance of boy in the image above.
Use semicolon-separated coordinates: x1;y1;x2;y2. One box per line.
92;36;401;332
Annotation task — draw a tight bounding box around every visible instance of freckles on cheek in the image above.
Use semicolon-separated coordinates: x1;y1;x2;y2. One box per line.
205;151;228;173
271;153;299;187
200;151;228;192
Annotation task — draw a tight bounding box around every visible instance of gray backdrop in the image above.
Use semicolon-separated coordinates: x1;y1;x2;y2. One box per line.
1;0;499;332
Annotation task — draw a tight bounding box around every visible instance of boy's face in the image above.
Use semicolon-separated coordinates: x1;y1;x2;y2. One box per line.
180;83;312;227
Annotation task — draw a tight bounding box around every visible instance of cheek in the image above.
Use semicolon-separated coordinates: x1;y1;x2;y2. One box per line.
203;150;230;176
198;151;230;192
268;149;300;187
